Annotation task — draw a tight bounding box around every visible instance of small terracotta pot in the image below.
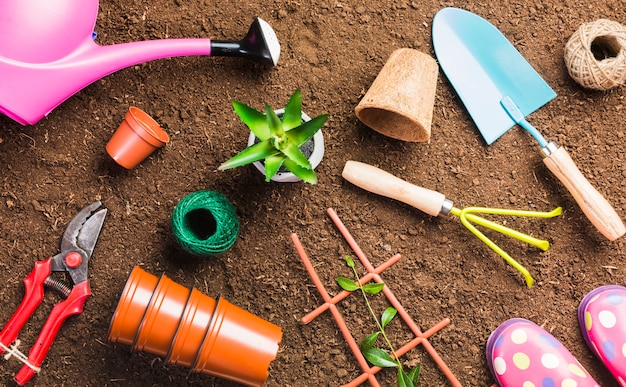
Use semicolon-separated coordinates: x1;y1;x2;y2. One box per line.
166;288;217;368
107;266;159;346
132;273;191;357
192;297;283;387
106;106;170;169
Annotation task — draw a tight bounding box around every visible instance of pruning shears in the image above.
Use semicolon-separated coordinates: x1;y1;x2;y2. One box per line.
0;201;107;385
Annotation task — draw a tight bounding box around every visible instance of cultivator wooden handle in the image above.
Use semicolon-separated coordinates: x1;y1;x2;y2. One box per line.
542;144;625;241
342;160;449;217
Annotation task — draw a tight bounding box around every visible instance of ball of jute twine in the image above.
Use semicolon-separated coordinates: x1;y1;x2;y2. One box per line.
564;19;626;90
171;191;239;256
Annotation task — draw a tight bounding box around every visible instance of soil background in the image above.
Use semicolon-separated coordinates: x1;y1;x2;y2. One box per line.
1;0;626;386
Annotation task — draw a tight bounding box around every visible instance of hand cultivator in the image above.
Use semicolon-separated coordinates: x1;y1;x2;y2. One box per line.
342;161;562;287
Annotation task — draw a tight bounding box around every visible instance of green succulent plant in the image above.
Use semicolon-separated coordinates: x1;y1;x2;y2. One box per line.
219;89;329;184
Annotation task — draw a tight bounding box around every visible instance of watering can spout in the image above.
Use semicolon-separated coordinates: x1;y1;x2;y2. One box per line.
211;18;281;66
0;17;280;125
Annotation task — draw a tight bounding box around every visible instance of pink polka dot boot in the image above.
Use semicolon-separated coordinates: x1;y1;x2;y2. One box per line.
579;284;626;385
486;318;600;386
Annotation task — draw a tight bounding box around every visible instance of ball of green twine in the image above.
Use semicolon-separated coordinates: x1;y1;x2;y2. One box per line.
171;191;239;256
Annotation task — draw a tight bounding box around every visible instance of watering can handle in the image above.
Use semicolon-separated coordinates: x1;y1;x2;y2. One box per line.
542;144;625;241
342;161;448;217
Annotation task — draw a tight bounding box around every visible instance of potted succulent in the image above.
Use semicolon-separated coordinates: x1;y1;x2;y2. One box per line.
218;89;329;184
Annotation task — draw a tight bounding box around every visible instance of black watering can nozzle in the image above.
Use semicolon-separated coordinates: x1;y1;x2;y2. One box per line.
210;18;281;66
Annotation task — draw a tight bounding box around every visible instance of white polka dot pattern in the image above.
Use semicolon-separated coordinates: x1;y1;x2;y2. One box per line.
486;318;599;386
579;285;626;385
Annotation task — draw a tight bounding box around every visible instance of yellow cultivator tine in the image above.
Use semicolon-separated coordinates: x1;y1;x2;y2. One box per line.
449;206;561;287
458;209;535;287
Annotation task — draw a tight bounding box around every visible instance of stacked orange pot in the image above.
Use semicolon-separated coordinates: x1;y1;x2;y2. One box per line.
108;266;282;386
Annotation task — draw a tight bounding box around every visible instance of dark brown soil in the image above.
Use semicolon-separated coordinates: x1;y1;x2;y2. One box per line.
1;0;626;386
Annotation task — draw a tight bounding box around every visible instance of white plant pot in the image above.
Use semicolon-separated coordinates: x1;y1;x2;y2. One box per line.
248;109;325;183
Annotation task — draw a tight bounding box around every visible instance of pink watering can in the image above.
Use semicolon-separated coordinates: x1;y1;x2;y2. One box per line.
0;0;280;125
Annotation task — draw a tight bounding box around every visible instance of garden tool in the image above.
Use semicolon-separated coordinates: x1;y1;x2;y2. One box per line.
0;201;107;385
0;0;281;125
342;160;562;287
432;7;625;241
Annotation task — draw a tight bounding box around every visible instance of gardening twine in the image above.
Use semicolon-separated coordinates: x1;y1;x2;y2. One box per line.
1;340;41;373
564;19;626;90
171;191;239;256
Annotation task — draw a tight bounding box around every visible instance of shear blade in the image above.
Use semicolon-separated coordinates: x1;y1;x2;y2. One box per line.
53;202;106;277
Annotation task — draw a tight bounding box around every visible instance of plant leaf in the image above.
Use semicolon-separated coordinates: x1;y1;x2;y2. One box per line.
381;307;397;328
398;368;415;387
219;140;279;170
263;154;286;182
282;89;303;130
336;276;359;291
282;159;318;184
265;104;285;138
363;347;398;368
344;255;355;268
408;366;421;384
281;142;312;169
287;114;329;146
362;282;385;295
360;332;380;352
232;100;270;140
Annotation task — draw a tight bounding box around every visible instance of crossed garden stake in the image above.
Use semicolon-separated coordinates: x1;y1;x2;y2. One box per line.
291;208;462;386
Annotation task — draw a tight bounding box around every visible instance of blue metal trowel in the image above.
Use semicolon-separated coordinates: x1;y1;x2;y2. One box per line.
432;7;625;241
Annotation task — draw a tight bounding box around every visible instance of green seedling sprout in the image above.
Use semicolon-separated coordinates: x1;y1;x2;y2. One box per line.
337;255;421;387
219;89;329;184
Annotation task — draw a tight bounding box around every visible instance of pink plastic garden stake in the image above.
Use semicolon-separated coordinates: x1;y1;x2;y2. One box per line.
0;0;280;125
292;208;462;386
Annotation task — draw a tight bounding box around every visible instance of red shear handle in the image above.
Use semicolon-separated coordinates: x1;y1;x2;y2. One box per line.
14;281;92;386
0;259;52;353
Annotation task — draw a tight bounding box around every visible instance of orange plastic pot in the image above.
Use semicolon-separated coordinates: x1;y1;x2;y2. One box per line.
192;297;283;387
108;267;282;386
132;273;190;357
166;288;217;368
107;266;159;346
106;106;170;169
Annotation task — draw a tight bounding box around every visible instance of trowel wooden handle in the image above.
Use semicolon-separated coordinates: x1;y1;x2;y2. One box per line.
543;146;625;241
342;160;447;217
